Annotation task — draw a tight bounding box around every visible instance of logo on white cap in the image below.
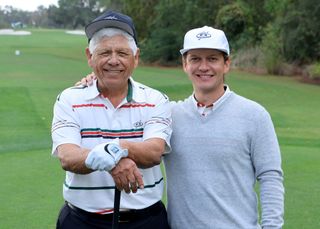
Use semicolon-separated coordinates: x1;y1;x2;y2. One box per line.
196;31;211;40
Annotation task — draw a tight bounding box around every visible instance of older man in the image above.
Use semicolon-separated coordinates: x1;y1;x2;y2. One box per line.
51;11;172;229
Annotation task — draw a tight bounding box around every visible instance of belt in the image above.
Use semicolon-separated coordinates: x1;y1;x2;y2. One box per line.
67;201;164;223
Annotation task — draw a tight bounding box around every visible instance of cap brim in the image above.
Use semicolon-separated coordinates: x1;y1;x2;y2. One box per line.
85;20;134;40
180;47;229;55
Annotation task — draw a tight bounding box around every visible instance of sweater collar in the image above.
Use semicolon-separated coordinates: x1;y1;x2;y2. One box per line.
191;85;231;108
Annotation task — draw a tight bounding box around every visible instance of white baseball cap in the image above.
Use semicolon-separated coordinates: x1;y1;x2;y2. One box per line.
180;26;230;55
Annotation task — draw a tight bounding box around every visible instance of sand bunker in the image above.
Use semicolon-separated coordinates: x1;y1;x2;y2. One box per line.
0;29;85;36
0;29;31;35
65;30;85;35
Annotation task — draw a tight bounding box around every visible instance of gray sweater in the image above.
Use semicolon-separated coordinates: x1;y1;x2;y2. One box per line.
164;90;284;229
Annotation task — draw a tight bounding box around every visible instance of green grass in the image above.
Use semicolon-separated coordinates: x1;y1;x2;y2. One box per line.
0;149;63;228
0;29;319;228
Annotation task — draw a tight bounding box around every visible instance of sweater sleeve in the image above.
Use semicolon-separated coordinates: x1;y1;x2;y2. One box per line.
251;108;285;229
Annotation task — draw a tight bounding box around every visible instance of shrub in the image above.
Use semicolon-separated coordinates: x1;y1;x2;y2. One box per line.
231;46;267;74
261;23;284;74
306;63;320;79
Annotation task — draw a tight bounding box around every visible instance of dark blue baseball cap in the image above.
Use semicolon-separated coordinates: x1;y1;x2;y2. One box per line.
85;11;138;45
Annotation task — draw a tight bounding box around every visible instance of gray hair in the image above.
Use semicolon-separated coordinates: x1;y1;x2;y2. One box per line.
88;28;138;55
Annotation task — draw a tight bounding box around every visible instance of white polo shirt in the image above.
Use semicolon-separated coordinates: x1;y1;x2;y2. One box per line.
51;77;172;213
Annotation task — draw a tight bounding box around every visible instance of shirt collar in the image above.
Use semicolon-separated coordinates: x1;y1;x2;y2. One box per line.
84;80;100;100
84;77;134;101
126;78;133;102
129;78;149;103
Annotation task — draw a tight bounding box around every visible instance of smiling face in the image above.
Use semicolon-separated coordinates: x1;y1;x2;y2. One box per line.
183;49;230;101
86;35;139;96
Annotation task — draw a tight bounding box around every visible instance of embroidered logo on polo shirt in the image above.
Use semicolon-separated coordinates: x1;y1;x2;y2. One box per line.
133;121;144;128
196;31;211;40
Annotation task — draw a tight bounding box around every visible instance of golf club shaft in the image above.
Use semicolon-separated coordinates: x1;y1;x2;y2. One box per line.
112;188;121;229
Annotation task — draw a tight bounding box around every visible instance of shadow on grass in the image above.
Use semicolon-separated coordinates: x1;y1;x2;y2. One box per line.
0;87;51;153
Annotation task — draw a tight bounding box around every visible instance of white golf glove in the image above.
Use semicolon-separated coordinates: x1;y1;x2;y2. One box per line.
85;139;128;171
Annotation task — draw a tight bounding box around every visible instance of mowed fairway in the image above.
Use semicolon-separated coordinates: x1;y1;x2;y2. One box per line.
0;29;319;228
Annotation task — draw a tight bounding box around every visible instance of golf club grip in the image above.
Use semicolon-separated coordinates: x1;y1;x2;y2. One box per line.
112;188;121;229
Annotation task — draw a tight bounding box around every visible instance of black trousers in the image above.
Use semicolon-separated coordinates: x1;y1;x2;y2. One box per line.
56;202;170;229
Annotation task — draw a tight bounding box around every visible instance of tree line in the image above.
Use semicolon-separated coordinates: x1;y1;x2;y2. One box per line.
1;0;319;79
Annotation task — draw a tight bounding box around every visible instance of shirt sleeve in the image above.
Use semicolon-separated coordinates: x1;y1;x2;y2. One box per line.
251;109;285;228
51;92;81;156
143;93;172;154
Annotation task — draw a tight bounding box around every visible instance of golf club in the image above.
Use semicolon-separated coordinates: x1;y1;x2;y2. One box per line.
112;188;121;229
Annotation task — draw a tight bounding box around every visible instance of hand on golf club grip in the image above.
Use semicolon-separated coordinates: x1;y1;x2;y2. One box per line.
85;142;128;171
111;158;144;193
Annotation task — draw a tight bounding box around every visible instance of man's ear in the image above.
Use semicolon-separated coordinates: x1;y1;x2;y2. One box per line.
182;56;188;73
134;48;140;68
223;57;231;74
85;48;93;67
